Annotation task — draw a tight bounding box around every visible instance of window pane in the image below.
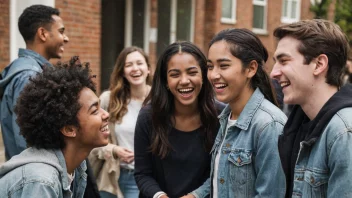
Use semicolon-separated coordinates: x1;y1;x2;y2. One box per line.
253;5;264;29
282;0;288;17
291;1;297;19
157;0;171;57
222;0;232;19
132;0;145;48
176;0;192;41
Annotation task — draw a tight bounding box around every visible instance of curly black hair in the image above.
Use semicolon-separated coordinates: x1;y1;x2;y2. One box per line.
18;4;60;42
14;56;96;149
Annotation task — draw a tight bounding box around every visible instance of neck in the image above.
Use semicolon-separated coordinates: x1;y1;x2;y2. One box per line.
228;87;254;120
26;43;50;60
174;100;199;118
301;84;338;120
130;83;149;101
61;144;90;175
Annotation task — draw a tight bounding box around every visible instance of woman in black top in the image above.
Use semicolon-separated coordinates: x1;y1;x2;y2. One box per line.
134;41;223;198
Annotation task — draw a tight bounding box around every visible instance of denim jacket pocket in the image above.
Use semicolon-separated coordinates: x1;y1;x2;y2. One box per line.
302;170;328;198
227;149;255;194
228;149;252;166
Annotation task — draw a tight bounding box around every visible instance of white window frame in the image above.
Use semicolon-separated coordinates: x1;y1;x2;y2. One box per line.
252;0;267;35
124;0;151;53
170;0;195;43
221;0;237;24
10;0;55;62
281;0;301;23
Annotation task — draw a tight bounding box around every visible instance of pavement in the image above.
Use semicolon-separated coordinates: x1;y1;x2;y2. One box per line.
0;128;5;165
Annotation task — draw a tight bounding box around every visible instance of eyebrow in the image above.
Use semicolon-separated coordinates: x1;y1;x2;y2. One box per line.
273;53;290;62
207;58;231;63
167;66;199;74
87;101;99;113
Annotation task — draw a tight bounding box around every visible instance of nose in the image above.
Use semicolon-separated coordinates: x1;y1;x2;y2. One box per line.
180;75;190;85
101;108;110;121
270;62;281;80
208;67;220;81
64;34;69;43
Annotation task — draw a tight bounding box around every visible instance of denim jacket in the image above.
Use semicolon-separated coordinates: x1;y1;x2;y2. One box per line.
0;48;51;160
192;88;287;198
0;148;87;198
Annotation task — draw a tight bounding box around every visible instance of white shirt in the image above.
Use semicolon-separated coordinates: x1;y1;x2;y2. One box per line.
115;99;143;170
213;114;237;198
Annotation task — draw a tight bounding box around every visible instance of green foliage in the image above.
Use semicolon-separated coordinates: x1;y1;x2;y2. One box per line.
310;0;352;43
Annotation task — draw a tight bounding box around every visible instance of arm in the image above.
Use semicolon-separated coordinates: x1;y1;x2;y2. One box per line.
327;130;352;197
134;108;164;197
254;121;286;198
187;177;211;198
12;181;59;198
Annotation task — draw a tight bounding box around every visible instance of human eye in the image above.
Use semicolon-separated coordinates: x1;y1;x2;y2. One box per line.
207;64;214;70
220;64;229;69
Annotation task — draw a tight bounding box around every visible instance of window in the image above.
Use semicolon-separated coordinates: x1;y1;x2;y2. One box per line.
281;0;301;23
221;0;236;24
252;0;267;34
157;0;195;57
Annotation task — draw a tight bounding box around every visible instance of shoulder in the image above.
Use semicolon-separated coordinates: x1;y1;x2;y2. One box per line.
324;107;352;141
256;99;287;126
0;163;60;196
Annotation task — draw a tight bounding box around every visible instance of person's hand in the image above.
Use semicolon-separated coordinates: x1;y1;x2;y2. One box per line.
113;146;134;163
180;194;195;198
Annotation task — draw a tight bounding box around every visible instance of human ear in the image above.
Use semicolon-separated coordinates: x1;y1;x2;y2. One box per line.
313;54;329;76
61;125;77;138
246;60;258;78
37;27;50;42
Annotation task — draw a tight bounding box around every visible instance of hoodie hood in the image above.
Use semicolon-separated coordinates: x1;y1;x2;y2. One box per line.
0;48;50;99
0;148;73;190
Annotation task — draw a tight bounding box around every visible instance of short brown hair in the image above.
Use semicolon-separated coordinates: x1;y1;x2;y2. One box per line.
274;19;349;87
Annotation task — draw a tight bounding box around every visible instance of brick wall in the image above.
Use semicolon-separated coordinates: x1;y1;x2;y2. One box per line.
0;0;9;71
55;0;102;93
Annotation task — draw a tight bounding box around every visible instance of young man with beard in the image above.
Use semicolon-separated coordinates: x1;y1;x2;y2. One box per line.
0;4;69;160
0;58;110;198
271;19;352;197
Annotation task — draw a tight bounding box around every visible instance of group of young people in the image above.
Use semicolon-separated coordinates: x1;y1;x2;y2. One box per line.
1;4;352;198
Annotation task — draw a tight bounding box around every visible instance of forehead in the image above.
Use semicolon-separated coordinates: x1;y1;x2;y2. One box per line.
274;36;301;57
167;53;200;70
78;87;98;109
208;41;232;59
50;15;64;28
126;51;145;62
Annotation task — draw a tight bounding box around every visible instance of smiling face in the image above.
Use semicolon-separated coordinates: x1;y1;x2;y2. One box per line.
167;53;203;108
123;51;150;87
207;41;253;105
75;87;110;149
44;15;69;59
271;36;316;105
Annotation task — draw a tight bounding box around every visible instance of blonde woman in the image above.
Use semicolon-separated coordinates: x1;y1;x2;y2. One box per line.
89;46;151;198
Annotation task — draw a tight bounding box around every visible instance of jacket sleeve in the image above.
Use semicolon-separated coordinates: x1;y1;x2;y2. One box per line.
327;129;352;197
191;177;211;198
134;107;163;197
11;181;59;198
11;72;35;154
254;121;286;198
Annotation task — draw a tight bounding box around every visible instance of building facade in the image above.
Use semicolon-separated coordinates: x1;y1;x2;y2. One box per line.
0;0;314;92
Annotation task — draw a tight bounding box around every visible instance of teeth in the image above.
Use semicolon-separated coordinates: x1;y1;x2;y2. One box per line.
178;88;193;93
280;81;290;87
132;73;142;77
214;83;227;88
101;125;109;132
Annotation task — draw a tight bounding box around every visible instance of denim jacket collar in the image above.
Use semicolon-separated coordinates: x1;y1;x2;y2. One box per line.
54;150;87;192
18;48;52;67
218;88;264;131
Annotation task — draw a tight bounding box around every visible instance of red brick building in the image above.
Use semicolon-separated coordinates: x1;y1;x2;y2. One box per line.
0;0;314;93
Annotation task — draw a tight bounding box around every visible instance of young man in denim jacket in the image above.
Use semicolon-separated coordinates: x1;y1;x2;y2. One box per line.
0;4;69;160
0;58;110;198
271;19;352;197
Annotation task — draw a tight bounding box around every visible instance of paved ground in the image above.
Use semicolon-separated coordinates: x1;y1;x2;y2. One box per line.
0;128;5;165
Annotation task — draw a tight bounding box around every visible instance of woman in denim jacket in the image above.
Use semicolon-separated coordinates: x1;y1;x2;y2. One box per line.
186;29;287;198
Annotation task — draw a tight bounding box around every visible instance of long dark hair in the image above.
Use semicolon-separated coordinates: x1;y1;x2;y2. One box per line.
144;41;218;158
209;28;278;106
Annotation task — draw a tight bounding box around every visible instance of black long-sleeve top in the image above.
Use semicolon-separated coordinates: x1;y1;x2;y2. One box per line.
134;104;223;198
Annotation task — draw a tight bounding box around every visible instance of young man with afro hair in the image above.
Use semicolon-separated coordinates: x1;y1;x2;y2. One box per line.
0;57;110;198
